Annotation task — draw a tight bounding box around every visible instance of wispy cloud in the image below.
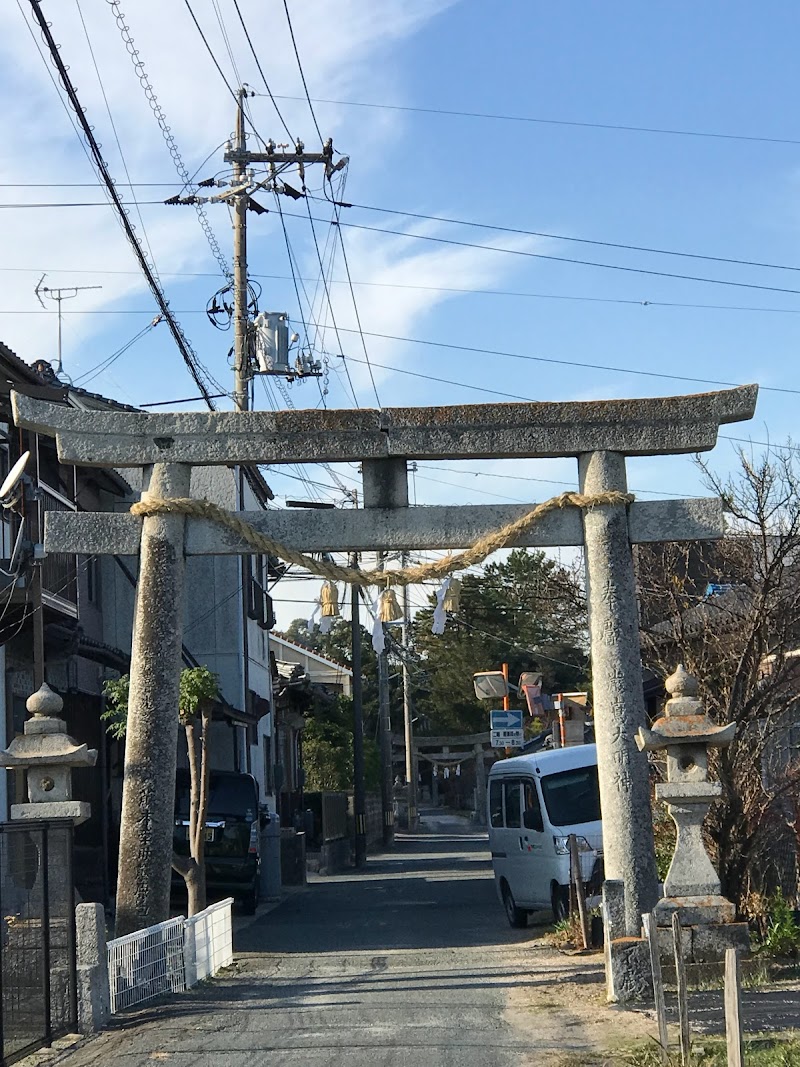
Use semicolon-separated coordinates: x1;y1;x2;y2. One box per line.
0;0;461;388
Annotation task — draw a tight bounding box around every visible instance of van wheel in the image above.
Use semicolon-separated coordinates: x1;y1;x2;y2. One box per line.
501;883;528;928
551;884;570;923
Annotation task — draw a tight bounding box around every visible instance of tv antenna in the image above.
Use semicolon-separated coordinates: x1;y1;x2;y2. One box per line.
34;275;102;381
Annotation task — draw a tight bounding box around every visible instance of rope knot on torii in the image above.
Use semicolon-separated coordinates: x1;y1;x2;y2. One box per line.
130;489;635;586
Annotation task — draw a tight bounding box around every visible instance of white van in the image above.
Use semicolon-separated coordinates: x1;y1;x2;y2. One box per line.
487;743;602;927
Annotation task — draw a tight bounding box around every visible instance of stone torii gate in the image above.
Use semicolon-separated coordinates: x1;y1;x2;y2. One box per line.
11;385;757;937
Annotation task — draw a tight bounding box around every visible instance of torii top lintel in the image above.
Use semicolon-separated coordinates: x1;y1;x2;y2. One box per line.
11;385;757;468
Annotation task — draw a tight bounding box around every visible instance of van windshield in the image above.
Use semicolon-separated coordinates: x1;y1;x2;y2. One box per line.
175;775;257;820
540;764;600;826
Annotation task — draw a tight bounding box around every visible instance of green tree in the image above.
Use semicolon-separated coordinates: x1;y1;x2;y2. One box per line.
411;549;589;735
103;666;220;917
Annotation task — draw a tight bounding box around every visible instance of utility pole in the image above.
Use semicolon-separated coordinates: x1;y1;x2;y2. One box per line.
216;93;345;400
401;561;417;830
351;553;367;867
232;88;249;413
376;553;394;847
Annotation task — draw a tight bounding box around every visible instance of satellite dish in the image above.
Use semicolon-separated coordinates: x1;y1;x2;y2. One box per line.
0;451;30;509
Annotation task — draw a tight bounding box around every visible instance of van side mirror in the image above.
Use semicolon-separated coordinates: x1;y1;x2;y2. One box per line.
523;809;544;833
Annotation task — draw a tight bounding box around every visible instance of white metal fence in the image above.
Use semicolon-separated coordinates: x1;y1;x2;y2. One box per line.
184;898;234;987
107;917;186;1013
106;899;234;1013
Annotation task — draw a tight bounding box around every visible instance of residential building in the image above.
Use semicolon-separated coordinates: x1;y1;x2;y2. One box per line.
0;345;278;901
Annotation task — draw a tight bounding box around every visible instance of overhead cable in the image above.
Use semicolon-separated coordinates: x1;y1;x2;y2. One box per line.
76;0;161;282
26;0;221;406
267;93;800;148
313;196;800;277
289;213;800;300
304;324;798;397
232;0;293;140
281;0;323;144
106;0;232;278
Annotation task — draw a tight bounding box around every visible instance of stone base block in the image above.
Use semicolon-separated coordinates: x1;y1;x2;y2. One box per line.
654;921;750;964
654;894;735;926
693;922;750;962
76;964;110;1033
11;800;91;824
605;936;653;1003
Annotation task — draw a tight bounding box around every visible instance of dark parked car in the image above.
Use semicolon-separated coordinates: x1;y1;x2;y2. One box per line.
173;770;261;913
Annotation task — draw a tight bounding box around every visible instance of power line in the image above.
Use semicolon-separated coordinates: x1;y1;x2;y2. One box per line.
75;0;161;283
73;318;160;387
268;93;800;148
232;0;293;141
330;178;381;407
317;197;800;277
107;0;232;278
182;0;237;98
15;0;100;177
0;182;185;187
12;193;800;300
305;325;793;397
281;0;323;144
416;464;706;500
292;212;800;301
210;0;244;88
25;0;221;406
301;199;360;407
6;276;800;319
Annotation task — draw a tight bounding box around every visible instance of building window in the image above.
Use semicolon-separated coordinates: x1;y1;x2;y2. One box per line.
247;558;275;630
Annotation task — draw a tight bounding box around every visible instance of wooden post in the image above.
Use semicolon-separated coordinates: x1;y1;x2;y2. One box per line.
724;948;744;1067
642;913;669;1064
569;834;590;949
671;913;691;1066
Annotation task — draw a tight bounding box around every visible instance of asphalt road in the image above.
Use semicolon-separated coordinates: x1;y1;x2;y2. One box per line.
57;814;642;1067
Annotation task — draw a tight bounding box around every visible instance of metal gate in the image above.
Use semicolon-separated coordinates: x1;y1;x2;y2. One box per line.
0;820;77;1065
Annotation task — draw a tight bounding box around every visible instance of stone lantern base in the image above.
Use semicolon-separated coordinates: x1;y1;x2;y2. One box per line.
653;896;750;964
10;799;92;824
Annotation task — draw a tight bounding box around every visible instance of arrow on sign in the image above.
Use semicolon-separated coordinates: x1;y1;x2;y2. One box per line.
490;709;523;730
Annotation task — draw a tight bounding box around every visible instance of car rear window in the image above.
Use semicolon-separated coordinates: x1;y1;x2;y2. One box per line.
540;764;600;826
176;774;257;820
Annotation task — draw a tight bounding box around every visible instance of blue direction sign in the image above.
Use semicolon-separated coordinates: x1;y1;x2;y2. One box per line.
490;709;523;731
490;708;524;748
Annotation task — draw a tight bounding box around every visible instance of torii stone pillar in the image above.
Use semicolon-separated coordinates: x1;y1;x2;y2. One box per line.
10;385;758;945
116;462;190;935
580;450;659;933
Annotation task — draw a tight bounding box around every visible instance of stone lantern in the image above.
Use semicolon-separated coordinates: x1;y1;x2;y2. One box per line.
637;665;749;959
0;683;97;823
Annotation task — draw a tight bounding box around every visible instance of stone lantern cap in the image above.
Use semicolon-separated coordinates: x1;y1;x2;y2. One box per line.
0;683;97;825
0;684;97;768
636;664;736;752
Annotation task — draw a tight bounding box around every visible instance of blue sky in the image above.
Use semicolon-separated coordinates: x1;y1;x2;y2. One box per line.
2;1;798;626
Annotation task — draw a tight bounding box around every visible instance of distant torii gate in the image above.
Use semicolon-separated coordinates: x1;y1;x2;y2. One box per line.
392;732;492;821
12;385;757;937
